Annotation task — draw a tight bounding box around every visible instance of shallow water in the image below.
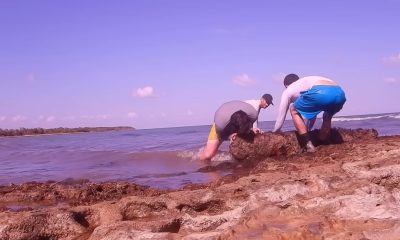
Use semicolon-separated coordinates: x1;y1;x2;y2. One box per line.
0;126;231;188
0;112;399;188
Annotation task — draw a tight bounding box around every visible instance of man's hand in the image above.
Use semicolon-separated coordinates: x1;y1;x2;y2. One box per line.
252;128;264;134
229;133;237;143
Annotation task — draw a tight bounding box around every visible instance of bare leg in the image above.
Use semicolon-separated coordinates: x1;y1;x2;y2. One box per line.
306;117;317;131
290;105;316;152
319;112;332;140
290;105;307;134
200;139;221;161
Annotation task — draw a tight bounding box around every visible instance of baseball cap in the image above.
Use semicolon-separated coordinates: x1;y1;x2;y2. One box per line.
262;93;274;105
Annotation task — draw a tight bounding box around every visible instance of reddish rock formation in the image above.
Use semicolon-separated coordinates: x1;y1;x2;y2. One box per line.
230;128;378;161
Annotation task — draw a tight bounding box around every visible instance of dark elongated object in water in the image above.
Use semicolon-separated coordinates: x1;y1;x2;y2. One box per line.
229;128;378;161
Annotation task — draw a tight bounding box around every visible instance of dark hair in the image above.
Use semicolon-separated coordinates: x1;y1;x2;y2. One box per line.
220;110;253;140
284;73;299;87
261;93;274;105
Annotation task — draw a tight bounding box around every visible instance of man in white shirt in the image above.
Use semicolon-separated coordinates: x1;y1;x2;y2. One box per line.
245;93;274;129
273;74;346;152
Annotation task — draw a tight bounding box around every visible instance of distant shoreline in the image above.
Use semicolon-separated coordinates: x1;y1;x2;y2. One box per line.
0;126;134;137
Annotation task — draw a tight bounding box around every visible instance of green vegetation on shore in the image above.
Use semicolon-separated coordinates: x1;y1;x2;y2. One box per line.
0;126;134;137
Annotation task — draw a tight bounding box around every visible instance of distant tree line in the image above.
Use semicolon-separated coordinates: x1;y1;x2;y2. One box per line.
0;126;134;137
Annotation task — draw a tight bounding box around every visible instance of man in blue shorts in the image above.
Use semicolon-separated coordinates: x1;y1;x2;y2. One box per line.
273;74;346;152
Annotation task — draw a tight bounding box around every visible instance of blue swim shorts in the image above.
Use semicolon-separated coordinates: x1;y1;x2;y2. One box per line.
294;85;346;120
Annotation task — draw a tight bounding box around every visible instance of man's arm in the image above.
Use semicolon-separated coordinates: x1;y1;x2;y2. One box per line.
273;91;291;132
252;119;258;129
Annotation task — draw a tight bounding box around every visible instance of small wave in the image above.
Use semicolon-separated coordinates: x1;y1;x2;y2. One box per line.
127;150;181;161
177;148;233;162
332;113;400;122
332;116;382;122
121;133;142;137
132;172;188;179
177;130;198;135
177;148;203;160
212;152;233;162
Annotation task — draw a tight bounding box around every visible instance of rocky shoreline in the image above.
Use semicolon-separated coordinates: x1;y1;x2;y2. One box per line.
1;128;400;239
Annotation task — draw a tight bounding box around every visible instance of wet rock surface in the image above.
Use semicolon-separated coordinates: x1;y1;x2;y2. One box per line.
1;128;400;240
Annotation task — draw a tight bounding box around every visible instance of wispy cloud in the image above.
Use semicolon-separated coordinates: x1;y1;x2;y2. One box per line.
127;112;137;118
382;53;400;66
232;74;256;87
64;116;76;121
0;116;5;121
39;115;56;122
98;114;110;119
27;73;36;83
80;115;91;119
134;86;155;98
384;77;399;84
187;110;193;116
46;116;55;122
272;72;286;83
12;115;26;122
80;114;111;120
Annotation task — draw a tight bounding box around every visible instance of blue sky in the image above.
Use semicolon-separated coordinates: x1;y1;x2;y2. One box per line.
1;0;399;129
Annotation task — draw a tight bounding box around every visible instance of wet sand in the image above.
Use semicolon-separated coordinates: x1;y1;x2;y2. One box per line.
1;128;400;239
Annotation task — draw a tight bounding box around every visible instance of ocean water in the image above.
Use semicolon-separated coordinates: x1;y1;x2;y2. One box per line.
0;112;399;189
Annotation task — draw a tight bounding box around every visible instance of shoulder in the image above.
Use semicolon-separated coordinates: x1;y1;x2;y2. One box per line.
300;75;333;81
244;99;260;111
218;100;252;110
244;99;259;105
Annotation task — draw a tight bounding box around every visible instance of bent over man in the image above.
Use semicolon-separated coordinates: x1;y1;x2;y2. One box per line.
200;100;268;161
273;74;346;152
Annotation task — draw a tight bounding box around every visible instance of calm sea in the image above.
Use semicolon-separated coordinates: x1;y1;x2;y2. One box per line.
0;112;399;189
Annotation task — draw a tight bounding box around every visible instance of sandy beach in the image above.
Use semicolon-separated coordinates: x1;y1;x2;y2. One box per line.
1;128;400;239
